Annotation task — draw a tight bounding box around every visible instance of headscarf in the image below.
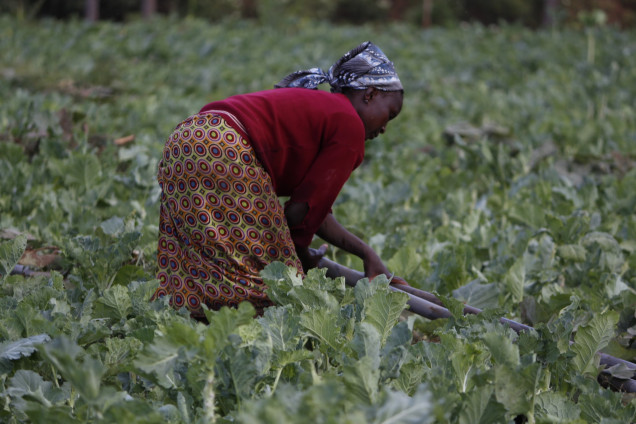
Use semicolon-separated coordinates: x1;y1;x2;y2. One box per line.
275;41;403;93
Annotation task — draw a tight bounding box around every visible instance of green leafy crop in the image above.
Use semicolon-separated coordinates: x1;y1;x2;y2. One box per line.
1;15;635;423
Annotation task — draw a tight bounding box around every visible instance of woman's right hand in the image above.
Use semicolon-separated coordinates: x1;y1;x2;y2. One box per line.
362;248;392;281
297;243;328;273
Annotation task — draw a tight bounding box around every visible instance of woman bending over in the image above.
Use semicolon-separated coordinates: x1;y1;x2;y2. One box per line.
153;41;404;318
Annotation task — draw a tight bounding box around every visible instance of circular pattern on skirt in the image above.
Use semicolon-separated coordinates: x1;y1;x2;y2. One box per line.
194;142;207;157
217;179;231;192
197;159;211;174
208;128;220;141
209;145;223;158
234;182;247;195
182;143;192;156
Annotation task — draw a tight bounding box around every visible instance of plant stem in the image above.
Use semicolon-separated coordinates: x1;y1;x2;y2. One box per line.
51;364;60;388
270;368;283;395
203;370;216;423
587;30;595;64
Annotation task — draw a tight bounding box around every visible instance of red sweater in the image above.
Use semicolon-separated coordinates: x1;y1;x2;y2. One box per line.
200;88;366;248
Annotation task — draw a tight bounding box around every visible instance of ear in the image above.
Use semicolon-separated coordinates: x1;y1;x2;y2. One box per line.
363;87;379;104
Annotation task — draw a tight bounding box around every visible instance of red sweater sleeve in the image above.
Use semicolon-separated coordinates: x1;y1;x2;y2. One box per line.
285;112;365;248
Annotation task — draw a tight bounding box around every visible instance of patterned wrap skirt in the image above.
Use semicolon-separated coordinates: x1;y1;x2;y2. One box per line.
153;112;304;318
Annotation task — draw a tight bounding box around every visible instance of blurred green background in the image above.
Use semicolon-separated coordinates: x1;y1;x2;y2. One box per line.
4;0;636;28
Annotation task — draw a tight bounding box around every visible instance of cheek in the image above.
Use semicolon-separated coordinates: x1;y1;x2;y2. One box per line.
373;113;387;128
361;112;375;129
368;109;383;126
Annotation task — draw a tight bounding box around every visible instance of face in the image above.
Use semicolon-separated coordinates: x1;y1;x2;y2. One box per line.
351;88;403;140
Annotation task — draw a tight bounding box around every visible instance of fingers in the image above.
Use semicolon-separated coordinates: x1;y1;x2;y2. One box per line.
318;243;328;256
390;276;410;286
367;273;411;287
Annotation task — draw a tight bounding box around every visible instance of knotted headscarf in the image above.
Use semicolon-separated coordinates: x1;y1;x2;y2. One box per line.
275;41;403;93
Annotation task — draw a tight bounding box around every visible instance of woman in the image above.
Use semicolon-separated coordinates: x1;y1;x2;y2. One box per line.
153;41;404;318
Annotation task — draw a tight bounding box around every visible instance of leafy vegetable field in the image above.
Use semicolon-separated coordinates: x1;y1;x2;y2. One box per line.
1;16;636;423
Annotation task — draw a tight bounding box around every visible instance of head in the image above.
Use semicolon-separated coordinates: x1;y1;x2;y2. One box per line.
326;42;404;140
345;87;403;140
275;41;404;140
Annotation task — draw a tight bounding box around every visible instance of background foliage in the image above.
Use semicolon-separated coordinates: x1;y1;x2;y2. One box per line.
3;0;636;28
0;14;635;423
